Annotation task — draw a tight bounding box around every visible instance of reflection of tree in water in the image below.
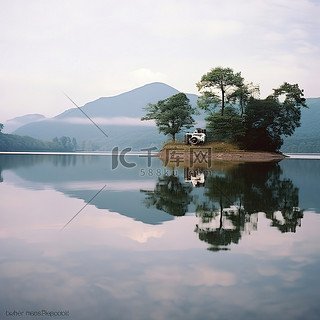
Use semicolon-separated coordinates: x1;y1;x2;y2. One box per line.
195;163;303;251
141;174;193;216
195;169;248;251
241;163;303;233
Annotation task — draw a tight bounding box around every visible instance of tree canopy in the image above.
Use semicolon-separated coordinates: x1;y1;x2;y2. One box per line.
206;106;245;142
197;66;307;152
141;92;197;141
242;82;307;151
196;67;243;115
227;82;260;116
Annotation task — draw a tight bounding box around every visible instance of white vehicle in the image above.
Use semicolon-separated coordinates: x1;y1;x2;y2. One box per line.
185;128;206;145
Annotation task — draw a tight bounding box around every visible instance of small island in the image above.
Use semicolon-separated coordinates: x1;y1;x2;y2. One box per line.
142;66;307;163
157;141;286;166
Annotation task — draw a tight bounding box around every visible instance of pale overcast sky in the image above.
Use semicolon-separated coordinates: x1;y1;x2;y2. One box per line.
0;0;319;122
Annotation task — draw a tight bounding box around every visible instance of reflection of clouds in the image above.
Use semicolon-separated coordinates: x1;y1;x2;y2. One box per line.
281;270;302;283
142;264;236;288
234;212;320;263
257;264;302;284
127;229;164;243
0;262;56;278
81;214;165;244
257;264;278;277
0;184;84;240
95;278;138;299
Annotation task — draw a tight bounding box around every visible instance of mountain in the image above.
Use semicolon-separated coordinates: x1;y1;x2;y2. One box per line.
13;82;203;151
281;97;320;152
57;82;183;119
3;114;46;133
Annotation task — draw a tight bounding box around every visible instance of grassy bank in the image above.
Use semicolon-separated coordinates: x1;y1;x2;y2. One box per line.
162;141;243;152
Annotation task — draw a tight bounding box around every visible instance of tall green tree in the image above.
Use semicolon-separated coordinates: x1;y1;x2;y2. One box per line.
0;123;3;133
243;82;307;151
141;92;197;142
196;67;243;115
206;106;245;142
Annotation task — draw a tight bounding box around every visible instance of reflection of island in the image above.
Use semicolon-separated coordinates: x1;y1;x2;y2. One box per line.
141;162;303;251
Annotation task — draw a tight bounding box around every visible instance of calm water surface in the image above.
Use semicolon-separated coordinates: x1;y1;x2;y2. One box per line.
0;154;320;320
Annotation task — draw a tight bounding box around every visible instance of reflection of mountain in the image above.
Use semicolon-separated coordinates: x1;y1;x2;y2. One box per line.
0;154;174;225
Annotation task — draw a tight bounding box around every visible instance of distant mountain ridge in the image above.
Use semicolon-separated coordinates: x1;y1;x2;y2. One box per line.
57;82;183;119
13;82;202;150
4;114;46;133
281;97;320;152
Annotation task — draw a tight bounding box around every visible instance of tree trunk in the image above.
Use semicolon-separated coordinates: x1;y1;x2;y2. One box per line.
221;88;225;116
171;134;175;142
219;198;223;230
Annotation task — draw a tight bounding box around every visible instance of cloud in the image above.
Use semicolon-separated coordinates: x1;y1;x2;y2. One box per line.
131;68;168;84
0;0;320;121
59;117;156;127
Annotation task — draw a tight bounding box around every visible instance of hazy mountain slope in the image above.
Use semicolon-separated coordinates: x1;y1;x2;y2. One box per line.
56;82;181;119
3;114;46;133
13;82;202;150
281;97;320;152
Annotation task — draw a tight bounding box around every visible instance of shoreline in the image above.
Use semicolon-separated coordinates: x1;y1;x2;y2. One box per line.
157;149;286;163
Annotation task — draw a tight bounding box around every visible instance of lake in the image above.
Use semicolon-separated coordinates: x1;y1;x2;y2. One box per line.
1;153;320;320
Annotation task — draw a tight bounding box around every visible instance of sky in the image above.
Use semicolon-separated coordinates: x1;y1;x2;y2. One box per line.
0;0;320;122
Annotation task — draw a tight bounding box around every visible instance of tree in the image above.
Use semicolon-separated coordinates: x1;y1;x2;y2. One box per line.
196;67;243;115
141;92;197;142
243;82;307;151
72;137;78;151
228;81;260;116
206;106;245;142
0;123;3;133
